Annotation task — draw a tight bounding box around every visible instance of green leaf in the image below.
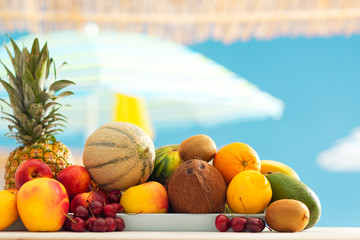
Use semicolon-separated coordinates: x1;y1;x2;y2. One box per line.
22;79;36;110
0;111;19;123
56;91;74;100
46;128;64;135
49;80;75;93
0;98;11;108
31;38;40;56
0;63;23;99
35;54;48;90
23;68;37;92
28;103;44;122
36;92;52;105
7;36;21;60
46;58;53;80
1;117;18;126
6;36;21;76
37;42;49;66
28;55;37;77
19;48;30;77
22;135;34;143
32;124;44;139
0;79;21;110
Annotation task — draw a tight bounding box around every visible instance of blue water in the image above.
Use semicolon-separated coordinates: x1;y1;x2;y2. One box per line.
1;32;360;227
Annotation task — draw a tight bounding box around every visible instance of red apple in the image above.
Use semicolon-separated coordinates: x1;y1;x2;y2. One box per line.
57;165;92;199
70;189;108;213
15;159;53;189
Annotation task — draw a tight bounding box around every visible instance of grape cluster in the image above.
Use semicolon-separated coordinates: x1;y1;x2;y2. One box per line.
63;190;125;232
215;214;266;232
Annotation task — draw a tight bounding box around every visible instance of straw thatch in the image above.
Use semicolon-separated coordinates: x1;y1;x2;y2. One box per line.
0;0;360;44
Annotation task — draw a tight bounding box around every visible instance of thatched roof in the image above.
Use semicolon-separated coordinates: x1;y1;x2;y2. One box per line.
0;0;360;44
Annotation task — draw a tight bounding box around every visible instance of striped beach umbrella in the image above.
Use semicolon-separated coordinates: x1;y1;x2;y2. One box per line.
0;31;284;145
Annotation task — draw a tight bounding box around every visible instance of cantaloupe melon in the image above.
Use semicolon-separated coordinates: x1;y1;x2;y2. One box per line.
83;122;155;191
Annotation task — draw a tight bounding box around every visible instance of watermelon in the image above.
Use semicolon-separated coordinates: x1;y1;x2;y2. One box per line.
149;145;183;186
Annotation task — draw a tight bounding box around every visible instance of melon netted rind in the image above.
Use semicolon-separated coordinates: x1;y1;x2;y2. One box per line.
83;122;155;191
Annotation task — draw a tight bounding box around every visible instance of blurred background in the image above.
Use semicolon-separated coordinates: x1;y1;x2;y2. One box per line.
0;0;360;227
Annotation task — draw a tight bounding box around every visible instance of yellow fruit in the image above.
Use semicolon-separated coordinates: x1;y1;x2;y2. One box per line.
227;170;272;214
0;189;18;230
260;160;300;180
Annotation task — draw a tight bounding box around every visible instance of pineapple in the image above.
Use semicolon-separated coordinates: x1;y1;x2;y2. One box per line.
0;37;75;189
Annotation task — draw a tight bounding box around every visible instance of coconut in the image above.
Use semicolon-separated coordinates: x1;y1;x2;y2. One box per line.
167;159;227;213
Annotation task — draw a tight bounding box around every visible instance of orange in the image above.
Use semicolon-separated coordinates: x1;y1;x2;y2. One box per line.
227;170;272;214
213;142;260;185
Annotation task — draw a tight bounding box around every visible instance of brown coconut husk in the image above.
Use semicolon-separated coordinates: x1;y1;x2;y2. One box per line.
167;159;226;213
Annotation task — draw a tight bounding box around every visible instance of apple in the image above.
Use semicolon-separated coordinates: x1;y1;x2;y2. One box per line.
70;189;108;213
120;181;168;213
17;178;69;232
57;165;92;199
15;159;53;189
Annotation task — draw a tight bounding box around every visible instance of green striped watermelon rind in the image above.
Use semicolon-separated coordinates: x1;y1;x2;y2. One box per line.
149;144;183;186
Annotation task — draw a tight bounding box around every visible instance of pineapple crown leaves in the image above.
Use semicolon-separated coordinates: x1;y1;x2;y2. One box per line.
0;36;75;145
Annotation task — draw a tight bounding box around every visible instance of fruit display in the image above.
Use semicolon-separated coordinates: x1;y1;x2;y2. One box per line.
82;121;155;191
0;37;74;190
148;144;183;186
0;36;322;234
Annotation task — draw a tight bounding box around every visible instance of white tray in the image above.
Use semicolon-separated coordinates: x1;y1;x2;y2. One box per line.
5;213;265;232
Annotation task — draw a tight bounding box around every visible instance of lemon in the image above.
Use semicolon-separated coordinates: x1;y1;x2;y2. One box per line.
227;170;272;214
0;189;18;230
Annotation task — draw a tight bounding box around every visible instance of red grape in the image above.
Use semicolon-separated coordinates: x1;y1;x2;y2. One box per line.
102;204;117;218
115;217;126;231
215;214;231;232
108;190;122;203
92;218;108;232
74;205;90;220
246;218;266;232
71;217;86;232
108;203;124;213
231;217;247;232
86;217;96;231
89;200;103;216
105;217;116;232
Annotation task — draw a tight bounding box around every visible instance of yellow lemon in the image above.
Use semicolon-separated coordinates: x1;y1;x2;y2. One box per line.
227;170;272;214
0;189;18;230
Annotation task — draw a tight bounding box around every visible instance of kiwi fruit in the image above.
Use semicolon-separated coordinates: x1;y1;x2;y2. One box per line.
265;199;310;232
167;159;226;213
178;134;217;162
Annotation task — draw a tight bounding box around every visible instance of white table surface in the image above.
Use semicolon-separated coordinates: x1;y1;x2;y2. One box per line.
1;228;360;240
